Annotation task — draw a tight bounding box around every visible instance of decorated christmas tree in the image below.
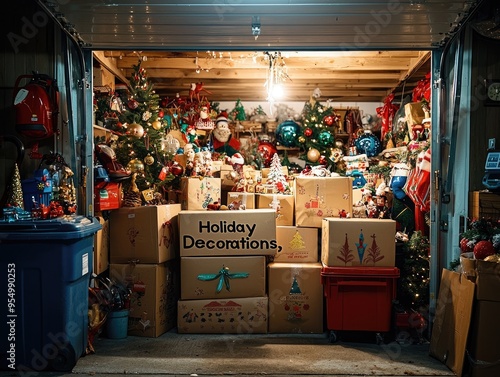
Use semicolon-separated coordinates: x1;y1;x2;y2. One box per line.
297;96;339;168
230;99;246;122
113;59;175;202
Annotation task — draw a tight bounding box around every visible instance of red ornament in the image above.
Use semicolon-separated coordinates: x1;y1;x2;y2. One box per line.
169;162;184;176
323;115;334;126
257;140;277;168
128;99;139;109
318;155;327;165
158;110;165;118
473;240;496;260
459;238;473;254
304;128;313;137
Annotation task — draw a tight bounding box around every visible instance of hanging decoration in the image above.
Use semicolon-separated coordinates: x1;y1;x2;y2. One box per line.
264;52;291;112
376;93;399;141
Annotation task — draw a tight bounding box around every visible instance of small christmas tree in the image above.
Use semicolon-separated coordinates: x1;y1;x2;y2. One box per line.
231;99;246;122
266;153;291;194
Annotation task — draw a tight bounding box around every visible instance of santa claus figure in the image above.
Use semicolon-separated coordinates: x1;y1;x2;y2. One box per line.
210;111;240;157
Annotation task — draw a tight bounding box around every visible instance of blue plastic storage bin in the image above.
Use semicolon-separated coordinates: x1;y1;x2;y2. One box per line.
0;216;101;372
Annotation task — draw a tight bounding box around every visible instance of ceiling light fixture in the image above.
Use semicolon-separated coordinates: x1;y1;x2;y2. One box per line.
264;51;291;110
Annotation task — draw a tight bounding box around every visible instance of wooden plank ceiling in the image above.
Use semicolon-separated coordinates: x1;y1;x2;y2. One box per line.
37;0;482;103
96;50;431;103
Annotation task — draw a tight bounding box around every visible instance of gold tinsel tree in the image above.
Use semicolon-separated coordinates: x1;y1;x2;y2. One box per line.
6;164;24;209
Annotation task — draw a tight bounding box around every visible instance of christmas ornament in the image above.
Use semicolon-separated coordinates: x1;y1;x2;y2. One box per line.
128;99;139;109
144;153;154;165
318;129;335;147
318;155;327;165
127;122;144;138
257;137;278;168
158;110;165;118
276;120;300;148
323;115;334;126
127;158;145;173
307;148;320;163
298;136;306;144
169;161;184;176
473;240;496;260
142;111;152;121
459;238;473;254
152;120;162;130
304;128;313;137
355;130;381;157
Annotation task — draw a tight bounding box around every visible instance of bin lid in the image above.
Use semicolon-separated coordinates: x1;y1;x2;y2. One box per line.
321;266;400;278
0;216;102;240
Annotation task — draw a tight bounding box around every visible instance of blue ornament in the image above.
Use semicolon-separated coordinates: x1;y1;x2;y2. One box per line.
355;131;381;157
276;120;300;148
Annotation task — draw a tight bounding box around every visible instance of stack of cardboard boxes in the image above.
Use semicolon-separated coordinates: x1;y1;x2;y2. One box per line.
108;204;182;337
96;168;403;337
177;209;276;333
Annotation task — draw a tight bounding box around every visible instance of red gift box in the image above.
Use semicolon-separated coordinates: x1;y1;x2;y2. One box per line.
94;182;122;211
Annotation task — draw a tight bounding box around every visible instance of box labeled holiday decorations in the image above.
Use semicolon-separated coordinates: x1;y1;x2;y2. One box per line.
294;176;352;228
180;177;221;210
274;226;319;263
267;262;324;333
180;256;266;300
177;296;268;334
179;209;277;257
109;204;181;264
321;218;396;267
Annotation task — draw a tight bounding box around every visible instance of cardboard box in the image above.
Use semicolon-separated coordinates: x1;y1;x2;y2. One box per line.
267;262;323;333
274;226;318;263
181;256;266;300
179;209;277;257
460;256;500;301
110;204;181;263
93;216;109;274
321;218;396;267
468;191;500;220
429;269;475;377
109;261;179;337
180;177;222;210
177;296;268;334
227;192;255;209
256;194;294;226
295;176;353;228
466;300;500;377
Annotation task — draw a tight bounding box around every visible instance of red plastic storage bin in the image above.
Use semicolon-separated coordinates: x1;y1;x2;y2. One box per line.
321;266;400;335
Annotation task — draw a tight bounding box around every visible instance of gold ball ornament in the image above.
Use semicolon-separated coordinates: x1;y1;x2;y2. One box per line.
298;136;306;144
144;153;155;165
127;122;144;138
152;120;162;130
307;148;321;163
127;158;145;173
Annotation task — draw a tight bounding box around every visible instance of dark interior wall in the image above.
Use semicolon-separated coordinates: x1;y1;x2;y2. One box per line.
469;32;500;192
0;0;57;198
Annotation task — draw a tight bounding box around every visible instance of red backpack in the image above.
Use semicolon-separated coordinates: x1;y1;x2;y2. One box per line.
13;73;59;140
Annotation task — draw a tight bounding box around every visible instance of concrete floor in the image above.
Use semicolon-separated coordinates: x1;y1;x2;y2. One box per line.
2;330;454;377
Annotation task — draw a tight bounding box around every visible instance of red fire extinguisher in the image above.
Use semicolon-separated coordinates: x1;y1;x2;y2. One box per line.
13;72;59;140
